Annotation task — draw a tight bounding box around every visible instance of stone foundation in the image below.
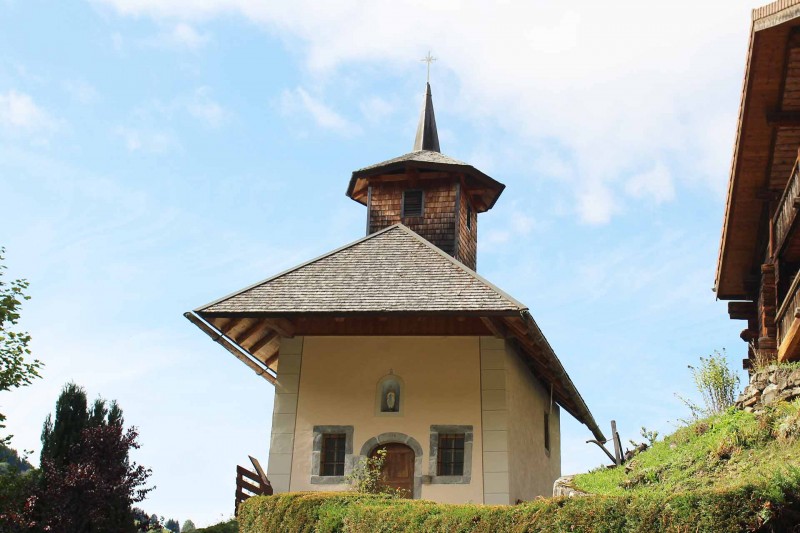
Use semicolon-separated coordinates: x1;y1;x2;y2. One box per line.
735;365;800;412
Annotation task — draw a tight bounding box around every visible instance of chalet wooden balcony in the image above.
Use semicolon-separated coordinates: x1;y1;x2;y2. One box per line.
777;269;800;362
773;156;800;261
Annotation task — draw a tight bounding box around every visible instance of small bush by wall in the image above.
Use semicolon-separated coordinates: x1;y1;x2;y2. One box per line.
237;480;800;533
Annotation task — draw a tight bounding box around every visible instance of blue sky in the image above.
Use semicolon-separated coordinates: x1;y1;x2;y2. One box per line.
1;0;757;526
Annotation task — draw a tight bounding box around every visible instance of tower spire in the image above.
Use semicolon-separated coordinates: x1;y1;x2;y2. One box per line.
413;82;440;152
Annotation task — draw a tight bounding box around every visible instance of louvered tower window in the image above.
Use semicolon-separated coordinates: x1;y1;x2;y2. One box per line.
402;190;424;217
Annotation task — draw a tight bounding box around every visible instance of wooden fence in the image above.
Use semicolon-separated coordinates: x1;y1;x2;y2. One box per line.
235;456;273;516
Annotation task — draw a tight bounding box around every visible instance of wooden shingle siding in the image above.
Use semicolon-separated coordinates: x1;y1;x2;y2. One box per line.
369;180;458;258
457;189;477;271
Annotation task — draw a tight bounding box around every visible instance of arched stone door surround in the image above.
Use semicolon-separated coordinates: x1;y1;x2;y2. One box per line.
359;432;423;498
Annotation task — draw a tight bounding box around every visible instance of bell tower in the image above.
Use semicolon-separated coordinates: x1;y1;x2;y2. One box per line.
345;83;505;271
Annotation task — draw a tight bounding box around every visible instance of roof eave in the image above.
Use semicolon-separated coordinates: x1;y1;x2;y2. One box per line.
716;5;792;300
346;161;505;211
518;311;605;442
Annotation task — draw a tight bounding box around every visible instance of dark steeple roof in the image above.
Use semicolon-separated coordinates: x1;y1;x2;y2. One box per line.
413;83;440;152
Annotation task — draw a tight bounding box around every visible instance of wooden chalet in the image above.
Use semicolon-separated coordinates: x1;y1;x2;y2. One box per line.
717;0;800;366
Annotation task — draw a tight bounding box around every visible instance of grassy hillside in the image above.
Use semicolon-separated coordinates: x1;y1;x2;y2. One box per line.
572;402;800;498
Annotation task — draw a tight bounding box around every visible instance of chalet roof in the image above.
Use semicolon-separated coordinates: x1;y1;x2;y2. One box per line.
189;224;605;441
716;0;800;299
197;224;524;315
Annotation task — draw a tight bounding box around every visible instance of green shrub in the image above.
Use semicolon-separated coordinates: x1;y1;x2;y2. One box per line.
237;481;800;533
677;350;741;420
197;519;238;533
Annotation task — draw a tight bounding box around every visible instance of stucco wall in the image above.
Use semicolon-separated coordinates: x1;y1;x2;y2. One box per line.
288;336;485;504
504;342;560;501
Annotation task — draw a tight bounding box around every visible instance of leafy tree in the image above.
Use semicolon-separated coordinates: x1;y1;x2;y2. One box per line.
166;518;181;532
0;247;43;444
133;507;150;531
0;448;39;532
36;383;154;532
0;442;33;473
182;519;197;532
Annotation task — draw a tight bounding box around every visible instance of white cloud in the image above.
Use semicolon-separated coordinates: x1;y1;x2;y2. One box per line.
118;87;228;145
115;126;180;154
140;22;210;50
93;0;751;223
170;22;209;48
511;212;535;235
626;162;675;204
360;96;394;124
111;31;124;52
280;87;360;136
186;86;226;126
63;79;98;104
577;181;617;225
0;90;56;133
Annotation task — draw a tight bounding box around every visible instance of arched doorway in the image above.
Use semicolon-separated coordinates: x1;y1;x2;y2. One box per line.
370;442;414;498
360;432;423;498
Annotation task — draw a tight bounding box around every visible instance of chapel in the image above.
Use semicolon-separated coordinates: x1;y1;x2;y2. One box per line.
717;0;800;367
185;82;603;504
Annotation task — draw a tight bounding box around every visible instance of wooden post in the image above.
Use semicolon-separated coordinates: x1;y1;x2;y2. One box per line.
611;420;622;466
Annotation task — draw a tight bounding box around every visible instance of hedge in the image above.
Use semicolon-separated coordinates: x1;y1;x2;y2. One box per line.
237;482;800;533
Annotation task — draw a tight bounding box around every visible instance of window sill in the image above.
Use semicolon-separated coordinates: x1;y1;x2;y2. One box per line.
310;475;347;485
428;475;471;485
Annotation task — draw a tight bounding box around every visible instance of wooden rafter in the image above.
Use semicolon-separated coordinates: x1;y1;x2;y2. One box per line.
220;318;240;335
481;317;509;339
263;318;295;338
264;351;280;368
183;313;275;384
249;331;279;355
235;319;268;345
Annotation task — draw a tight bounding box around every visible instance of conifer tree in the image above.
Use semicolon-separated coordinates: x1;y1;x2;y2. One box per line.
37;383;153;532
40;382;87;467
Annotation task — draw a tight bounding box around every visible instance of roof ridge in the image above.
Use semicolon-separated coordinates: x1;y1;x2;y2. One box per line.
195;224;404;312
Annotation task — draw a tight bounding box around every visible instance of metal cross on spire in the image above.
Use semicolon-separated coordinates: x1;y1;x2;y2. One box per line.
421;51;436;83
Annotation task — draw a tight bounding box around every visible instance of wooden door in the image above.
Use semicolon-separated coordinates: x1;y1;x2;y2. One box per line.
370;443;414;498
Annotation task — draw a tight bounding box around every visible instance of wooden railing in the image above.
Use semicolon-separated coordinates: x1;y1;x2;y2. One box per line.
773;157;800;256
777;269;800;351
235;456;273;516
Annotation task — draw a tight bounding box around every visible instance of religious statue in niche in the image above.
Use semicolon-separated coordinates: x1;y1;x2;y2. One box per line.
379;374;401;413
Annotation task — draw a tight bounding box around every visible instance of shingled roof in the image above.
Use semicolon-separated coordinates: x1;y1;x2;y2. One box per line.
197;224;524;316
188;224;605;441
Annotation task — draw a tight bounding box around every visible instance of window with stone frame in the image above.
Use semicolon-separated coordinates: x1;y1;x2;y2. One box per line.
436;433;465;476
321;433;347;476
429;425;472;484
